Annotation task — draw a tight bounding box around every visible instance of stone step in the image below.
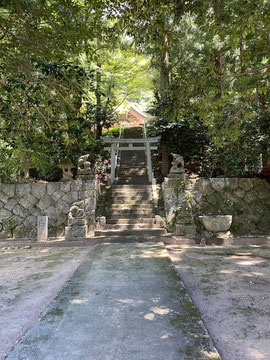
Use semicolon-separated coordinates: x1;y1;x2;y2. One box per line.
116;180;150;185
105;223;157;230
122;127;144;138
163;237;197;246
116;181;150;186
113;195;152;201
94;228;165;237
112;193;152;199
110;204;154;210
111;200;153;205
117;166;147;169
107;218;155;224
112;184;152;195
112;185;152;189
89;236;174;244
116;177;148;182
112;190;152;196
117;172;148;177
117;175;148;180
108;213;156;220
107;209;155;216
117;169;147;175
112;184;152;194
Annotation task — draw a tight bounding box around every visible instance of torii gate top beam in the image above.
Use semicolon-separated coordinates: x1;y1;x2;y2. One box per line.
101;137;160;144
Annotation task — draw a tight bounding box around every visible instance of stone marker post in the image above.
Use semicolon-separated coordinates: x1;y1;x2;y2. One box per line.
37;216;48;242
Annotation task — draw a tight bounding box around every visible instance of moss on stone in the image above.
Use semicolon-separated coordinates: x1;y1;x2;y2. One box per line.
21;335;49;345
41;307;64;322
180;299;200;318
26;272;53;281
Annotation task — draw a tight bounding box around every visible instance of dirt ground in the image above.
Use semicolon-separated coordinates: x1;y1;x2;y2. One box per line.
0;246;91;360
166;244;270;360
1;243;270;360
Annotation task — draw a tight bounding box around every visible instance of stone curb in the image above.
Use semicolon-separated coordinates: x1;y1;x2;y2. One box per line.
162;243;222;359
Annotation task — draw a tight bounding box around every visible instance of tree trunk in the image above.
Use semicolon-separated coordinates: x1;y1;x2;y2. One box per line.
160;30;170;176
214;0;223;98
95;62;102;139
24;155;30;180
258;93;266;110
96;123;102;139
161;143;169;176
258;93;270;180
160;31;170;97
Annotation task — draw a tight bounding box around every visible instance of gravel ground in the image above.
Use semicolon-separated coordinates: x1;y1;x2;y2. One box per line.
0;246;91;360
166;244;270;360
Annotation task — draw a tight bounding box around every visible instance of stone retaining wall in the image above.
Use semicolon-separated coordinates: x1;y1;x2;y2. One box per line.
163;177;270;235
0;180;98;239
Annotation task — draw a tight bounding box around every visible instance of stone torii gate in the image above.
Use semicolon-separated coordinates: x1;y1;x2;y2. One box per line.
102;137;160;184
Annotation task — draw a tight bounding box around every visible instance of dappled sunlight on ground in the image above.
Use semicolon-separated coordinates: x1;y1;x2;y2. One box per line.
143;306;172;321
241;271;265;277
5;242;221;360
201;350;223;359
248;348;265;359
166;245;270;360
236;259;264;266
151;306;171;315
219;269;233;274
116;298;144;306
129;242;169;259
144;313;155;321
39;249;51;253
69;298;89;305
0;247;90;360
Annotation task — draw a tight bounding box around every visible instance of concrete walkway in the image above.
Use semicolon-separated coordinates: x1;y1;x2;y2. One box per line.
7;242;220;360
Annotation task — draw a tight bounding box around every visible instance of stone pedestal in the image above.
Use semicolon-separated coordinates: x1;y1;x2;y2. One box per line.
201;230;233;245
68;218;86;226
65;200;87;241
65;225;87;240
176;224;197;238
199;215;232;232
77;174;94;181
199;215;233;245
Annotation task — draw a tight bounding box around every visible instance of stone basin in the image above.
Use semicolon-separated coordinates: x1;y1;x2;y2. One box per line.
199;215;232;232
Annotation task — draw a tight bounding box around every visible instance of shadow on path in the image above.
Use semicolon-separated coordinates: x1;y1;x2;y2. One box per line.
7;242;220;360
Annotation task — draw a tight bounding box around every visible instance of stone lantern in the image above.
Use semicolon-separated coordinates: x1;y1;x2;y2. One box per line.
59;161;76;181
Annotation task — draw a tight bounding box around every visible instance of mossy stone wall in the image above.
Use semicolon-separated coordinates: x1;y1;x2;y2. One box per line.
0;180;97;239
164;177;270;235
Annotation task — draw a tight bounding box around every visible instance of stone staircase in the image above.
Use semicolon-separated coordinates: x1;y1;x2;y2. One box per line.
116;127;149;185
95;184;166;240
94;127;167;242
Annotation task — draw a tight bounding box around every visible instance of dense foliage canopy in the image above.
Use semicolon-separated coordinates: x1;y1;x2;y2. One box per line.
0;0;269;182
